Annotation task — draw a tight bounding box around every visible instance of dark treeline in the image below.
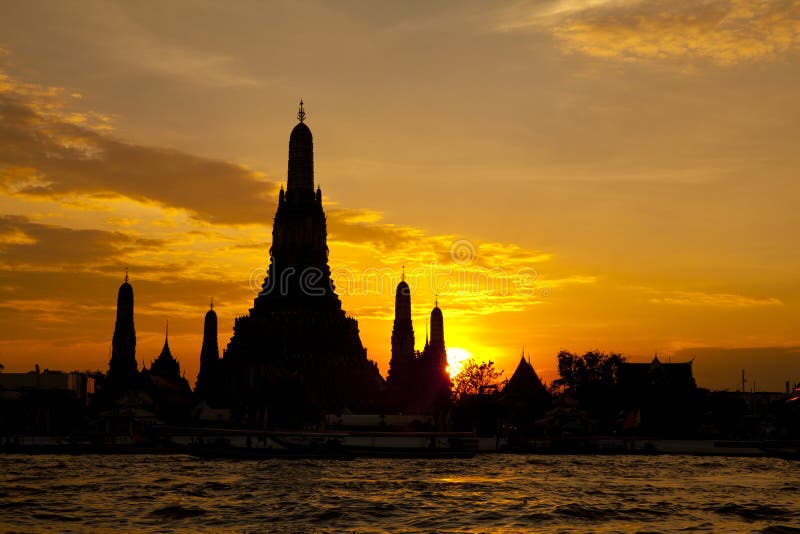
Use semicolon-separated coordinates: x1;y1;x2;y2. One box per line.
449;350;800;444
2;349;799;443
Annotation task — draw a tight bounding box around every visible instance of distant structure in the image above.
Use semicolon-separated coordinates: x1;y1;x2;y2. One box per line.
418;298;452;419
108;272;138;389
385;279;451;418
195;300;219;401
618;355;697;435
149;322;182;382
144;321;192;421
618;355;696;394
503;352;549;406
500;352;551;429
217;101;383;426
386;271;416;409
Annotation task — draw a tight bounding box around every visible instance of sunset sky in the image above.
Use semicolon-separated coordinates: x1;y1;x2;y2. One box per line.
1;0;798;391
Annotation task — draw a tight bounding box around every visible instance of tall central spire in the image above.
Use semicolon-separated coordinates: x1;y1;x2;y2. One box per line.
217;104;384;424
287;99;314;194
259;100;333;307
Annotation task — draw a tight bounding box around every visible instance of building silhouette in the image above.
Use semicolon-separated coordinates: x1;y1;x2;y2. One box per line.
108;273;138;389
385;277;451;418
148;323;182;382
500;352;551;433
215;102;383;426
142;322;192;422
195;300;220;402
417;298;452;419
386;272;416;409
618;355;697;435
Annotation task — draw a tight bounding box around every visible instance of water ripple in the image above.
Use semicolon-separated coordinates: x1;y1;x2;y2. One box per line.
0;454;799;532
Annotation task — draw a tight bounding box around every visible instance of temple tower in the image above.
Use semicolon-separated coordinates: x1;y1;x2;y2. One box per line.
429;297;445;354
418;299;451;419
196;300;219;399
286;99;314;195
255;101;337;310
390;270;415;369
387;270;416;409
220;102;383;425
108;272;138;387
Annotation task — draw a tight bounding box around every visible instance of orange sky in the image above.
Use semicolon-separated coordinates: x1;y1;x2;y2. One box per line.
1;1;799;391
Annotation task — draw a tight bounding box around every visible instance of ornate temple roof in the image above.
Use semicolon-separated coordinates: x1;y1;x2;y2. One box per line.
503;354;549;401
150;322;181;381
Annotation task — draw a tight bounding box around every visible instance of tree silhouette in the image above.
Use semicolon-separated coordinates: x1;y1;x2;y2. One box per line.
453;359;505;400
553;350;624;393
552;350;626;428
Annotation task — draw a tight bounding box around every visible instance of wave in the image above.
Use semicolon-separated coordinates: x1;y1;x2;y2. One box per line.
148;504;207;520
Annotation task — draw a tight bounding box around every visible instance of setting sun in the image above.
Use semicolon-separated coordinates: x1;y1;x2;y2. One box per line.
447;347;473;379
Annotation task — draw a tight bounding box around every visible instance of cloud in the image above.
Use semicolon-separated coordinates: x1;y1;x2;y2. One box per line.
0;215;165;271
499;0;800;64
493;0;640;30
65;1;264;89
0;72;280;224
646;289;782;307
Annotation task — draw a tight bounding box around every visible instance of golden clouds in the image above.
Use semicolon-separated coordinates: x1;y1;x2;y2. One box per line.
0;68;279;224
498;0;800;64
647;289;782;307
553;0;800;64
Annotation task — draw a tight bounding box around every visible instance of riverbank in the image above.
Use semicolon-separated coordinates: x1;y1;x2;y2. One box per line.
3;432;799;458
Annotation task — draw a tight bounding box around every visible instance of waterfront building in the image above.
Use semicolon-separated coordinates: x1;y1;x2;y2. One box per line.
216;102;383;426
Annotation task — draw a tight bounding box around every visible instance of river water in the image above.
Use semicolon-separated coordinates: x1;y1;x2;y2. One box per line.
2;454;799;533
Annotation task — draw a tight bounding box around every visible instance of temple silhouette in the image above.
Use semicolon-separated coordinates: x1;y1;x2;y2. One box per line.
107;272;137;388
95;103;462;429
200;102;384;426
386;273;450;418
4;104;800;453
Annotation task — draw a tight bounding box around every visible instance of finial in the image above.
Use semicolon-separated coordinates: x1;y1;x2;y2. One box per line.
435;294;438;308
124;267;129;283
297;98;306;123
165;320;169;341
402;265;405;282
210;297;214;310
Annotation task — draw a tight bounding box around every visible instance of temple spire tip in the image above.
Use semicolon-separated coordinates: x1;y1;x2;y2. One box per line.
297;98;306;123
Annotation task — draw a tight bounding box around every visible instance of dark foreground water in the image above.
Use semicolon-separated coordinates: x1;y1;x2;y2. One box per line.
2;454;799;533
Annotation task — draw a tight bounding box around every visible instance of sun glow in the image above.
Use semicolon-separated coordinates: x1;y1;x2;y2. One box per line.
446;347;473;379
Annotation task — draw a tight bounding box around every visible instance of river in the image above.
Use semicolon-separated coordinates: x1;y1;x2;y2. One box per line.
2;454;799;532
